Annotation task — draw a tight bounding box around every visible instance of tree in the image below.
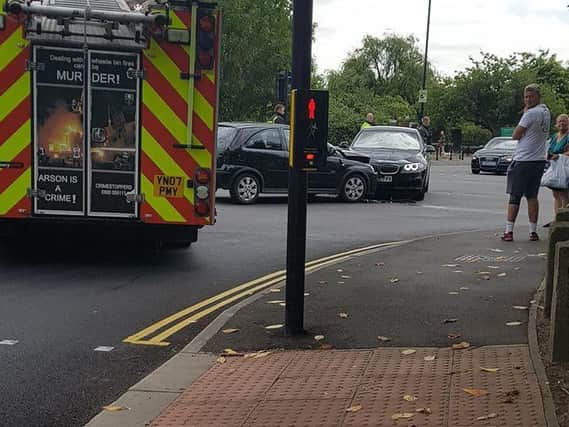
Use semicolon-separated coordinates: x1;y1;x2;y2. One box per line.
217;0;292;121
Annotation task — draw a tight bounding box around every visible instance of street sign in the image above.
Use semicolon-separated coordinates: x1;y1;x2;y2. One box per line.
418;89;428;104
289;89;329;170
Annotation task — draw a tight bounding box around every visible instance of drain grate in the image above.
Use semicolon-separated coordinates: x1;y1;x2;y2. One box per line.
454;254;527;263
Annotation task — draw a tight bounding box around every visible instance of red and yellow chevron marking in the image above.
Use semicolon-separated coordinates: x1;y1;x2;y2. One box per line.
141;8;218;226
0;14;31;219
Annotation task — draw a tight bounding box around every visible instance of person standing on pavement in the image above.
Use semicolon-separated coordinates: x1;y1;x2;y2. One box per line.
418;116;433;146
502;84;551;242
437;130;446;156
543;114;569;227
271;103;287;124
361;112;375;129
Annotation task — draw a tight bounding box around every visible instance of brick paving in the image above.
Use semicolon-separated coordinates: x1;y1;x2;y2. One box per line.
150;345;546;427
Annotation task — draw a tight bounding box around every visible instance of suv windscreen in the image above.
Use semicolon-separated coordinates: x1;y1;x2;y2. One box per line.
217;126;238;151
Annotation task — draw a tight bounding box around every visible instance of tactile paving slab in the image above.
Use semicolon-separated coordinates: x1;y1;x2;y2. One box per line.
281;350;372;378
243;398;350;427
150;346;548;427
448;346;546;427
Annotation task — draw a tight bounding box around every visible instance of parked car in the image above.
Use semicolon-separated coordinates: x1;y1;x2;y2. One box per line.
216;123;378;204
471;137;517;174
347;126;435;201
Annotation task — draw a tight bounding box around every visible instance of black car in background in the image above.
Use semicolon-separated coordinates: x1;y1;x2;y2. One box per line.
216;123;378;204
348;126;435;201
471;137;517;174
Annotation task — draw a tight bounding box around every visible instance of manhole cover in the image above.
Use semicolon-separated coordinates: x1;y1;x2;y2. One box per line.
454;254;527;263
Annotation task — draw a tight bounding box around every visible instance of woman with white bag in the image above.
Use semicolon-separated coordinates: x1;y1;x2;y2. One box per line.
543;114;569;227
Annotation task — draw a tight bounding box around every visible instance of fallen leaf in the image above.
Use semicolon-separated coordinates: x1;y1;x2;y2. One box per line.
390;277;400;284
320;344;334;350
538;253;547;257
476;413;498;421
403;394;418;402
337;281;345;285
449;292;459;295
216;356;226;364
222;348;239;355
530;300;537;304
337;269;344;273
441;264;459;268
341;275;352;279
477;271;491;275
443;318;458;324
481;275;491;281
448;333;461;340
424;355;436;361
345;404;362;413
222;328;240;334
417;271;423;275
102;405;130;412
401;349;417;356
253;351;272;358
267;300;284;304
463;388;489;397
304;292;310;297
490;249;504;253
314;335;325;341
480;367;500;373
338;312;349;319
265;324;283;330
416;407;432;415
487;266;500;269
506;321;523;326
391;413;415;420
513;305;529;310
498;273;507;277
460;287;470;290
514;267;521;271
453;270;464;273
269;288;281;293
376;262;385;267
452;341;471;350
377;336;392;342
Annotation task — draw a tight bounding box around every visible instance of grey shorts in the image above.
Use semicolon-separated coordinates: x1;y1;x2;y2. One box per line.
506;161;546;199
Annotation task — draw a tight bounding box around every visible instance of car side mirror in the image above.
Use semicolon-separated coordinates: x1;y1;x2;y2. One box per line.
426;145;436;153
249;140;266;149
339;141;350;149
327;146;336;155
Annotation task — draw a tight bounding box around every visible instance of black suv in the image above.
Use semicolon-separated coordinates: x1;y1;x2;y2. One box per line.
216;123;378;204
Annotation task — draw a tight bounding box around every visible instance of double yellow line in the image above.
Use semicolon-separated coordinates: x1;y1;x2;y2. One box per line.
123;240;404;346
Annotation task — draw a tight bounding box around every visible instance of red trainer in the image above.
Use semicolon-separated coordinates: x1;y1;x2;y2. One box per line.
529;232;539;241
501;232;513;242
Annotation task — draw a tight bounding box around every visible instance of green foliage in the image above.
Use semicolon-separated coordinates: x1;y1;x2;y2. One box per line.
458;122;493;146
217;0;292;121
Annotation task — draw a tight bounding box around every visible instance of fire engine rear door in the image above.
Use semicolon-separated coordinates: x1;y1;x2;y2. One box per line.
87;51;140;218
33;46;86;216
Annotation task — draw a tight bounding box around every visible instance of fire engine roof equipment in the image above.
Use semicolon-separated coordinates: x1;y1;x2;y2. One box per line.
6;0;169;49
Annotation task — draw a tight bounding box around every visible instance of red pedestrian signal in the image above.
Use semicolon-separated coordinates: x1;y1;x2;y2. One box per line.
308;98;316;120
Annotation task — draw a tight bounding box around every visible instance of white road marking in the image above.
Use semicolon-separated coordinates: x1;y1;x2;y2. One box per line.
422;205;503;215
0;340;18;345
94;346;115;352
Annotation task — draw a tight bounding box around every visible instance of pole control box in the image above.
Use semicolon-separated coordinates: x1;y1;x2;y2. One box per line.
289;89;329;171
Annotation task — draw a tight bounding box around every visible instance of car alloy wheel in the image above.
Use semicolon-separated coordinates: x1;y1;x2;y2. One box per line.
341;175;366;202
232;174;260;204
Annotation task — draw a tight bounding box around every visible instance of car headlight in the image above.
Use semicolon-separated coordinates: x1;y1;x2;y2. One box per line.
472;155;478;160
402;163;424;172
502;156;512;162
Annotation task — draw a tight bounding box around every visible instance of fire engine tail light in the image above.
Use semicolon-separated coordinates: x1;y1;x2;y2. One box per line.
194;168;211;217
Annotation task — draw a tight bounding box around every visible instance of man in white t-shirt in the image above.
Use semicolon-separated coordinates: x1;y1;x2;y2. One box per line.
502;84;551;242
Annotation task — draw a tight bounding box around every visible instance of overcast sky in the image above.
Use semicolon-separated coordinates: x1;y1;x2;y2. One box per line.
313;0;569;76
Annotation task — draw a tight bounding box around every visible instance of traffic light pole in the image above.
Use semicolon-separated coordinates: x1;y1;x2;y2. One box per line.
285;0;313;335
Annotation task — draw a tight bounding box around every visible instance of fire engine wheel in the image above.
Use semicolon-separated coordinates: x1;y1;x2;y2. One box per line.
231;173;260;204
340;174;367;202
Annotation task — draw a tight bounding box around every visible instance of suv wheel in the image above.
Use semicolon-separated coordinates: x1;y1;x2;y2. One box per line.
341;174;367;202
231;173;261;204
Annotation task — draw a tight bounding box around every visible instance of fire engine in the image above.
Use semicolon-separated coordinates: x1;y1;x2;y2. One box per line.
0;0;220;246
